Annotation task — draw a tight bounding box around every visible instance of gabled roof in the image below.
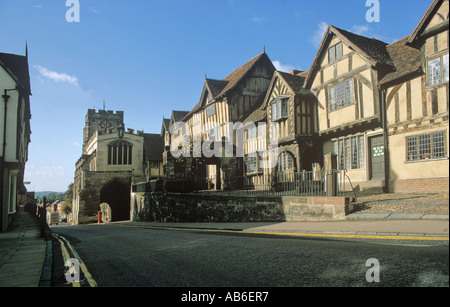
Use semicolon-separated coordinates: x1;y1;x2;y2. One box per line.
143;133;164;162
407;0;446;46
217;51;274;98
262;70;316;109
242;103;266;125
161;118;170;136
379;36;422;86
205;78;229;98
305;25;393;88
0;52;31;95
277;71;306;94
184;51;275;121
170;110;190;124
331;26;393;67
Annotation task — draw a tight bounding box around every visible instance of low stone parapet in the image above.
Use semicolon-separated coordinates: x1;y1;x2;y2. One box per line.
283;196;353;221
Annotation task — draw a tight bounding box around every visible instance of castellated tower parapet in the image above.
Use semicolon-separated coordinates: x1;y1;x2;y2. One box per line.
83;109;125;153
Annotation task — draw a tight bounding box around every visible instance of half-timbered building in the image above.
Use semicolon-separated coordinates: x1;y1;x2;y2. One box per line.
379;0;449;193
261;70;318;177
304;25;396;192
164;51;275;191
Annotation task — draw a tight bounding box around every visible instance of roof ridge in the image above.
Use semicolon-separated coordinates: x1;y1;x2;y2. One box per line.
223;51;266;81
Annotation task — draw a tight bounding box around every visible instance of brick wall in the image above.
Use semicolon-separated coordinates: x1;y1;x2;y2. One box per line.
389;177;449;193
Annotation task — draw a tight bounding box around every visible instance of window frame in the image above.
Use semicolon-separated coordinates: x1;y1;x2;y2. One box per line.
328;42;343;63
277;151;294;173
108;140;133;166
427;52;449;87
406;131;447;162
245;152;263;174
333;134;365;170
328;78;354;111
271;99;289;121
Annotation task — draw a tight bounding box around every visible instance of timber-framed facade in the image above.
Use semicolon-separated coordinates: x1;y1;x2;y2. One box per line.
161;0;448;194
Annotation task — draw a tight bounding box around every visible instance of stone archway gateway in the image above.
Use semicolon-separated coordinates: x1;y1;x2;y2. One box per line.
100;180;130;222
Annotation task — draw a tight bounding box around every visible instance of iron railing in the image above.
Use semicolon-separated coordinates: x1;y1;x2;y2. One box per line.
220;169;348;197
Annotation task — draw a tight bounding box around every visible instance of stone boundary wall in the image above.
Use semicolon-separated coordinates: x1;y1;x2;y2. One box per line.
131;192;353;223
282;196;352;221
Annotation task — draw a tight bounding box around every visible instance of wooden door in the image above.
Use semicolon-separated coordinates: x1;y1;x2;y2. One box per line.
369;135;385;180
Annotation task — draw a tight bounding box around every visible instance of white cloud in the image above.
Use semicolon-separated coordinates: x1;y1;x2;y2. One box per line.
351;25;370;36
34;65;79;86
251;15;267;23
272;60;295;73
311;21;329;48
32;4;43;9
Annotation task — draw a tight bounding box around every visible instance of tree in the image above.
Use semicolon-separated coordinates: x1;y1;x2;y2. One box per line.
61;183;73;215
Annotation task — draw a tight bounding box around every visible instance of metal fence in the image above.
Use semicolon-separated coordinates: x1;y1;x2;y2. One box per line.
225;169;348;197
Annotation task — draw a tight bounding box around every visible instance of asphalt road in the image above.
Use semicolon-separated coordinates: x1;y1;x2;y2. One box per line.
50;222;449;289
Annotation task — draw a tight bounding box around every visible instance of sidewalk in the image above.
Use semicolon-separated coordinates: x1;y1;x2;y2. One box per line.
130;213;449;238
0;211;48;287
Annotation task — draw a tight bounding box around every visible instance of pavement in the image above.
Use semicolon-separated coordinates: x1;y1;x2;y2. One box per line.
0;211;49;287
0;202;448;287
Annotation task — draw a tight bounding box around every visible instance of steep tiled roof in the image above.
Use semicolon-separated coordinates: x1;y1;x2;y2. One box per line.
262;70;317;110
330;26;394;67
277;71;306;94
407;0;443;46
0;52;31;94
379;36;422;86
143;133;164;161
171;110;190;123
184;52;275;121
217;51;273;98
205;78;229;98
161;118;170;135
305;25;394;88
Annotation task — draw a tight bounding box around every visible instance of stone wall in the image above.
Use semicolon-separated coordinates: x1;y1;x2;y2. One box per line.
131;192;353;223
282;196;352;221
132;192;284;223
75;171;131;224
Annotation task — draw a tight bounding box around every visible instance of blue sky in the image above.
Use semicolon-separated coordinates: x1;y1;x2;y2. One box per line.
0;0;431;192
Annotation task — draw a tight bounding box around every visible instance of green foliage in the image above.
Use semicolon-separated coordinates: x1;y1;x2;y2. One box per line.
61;183;74;215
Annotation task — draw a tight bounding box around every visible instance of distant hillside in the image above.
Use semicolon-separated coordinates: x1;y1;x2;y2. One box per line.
35;191;65;202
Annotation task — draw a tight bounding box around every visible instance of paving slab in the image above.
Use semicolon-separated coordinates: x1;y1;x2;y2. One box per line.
388;213;425;220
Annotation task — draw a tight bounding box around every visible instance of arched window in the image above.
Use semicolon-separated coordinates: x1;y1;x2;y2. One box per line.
277;151;294;173
108;140;133;165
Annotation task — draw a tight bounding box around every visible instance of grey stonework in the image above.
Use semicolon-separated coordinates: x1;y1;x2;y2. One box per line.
132;192;284;223
131;192;352;223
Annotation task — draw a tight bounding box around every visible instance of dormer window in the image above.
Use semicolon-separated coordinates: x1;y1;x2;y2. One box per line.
328;42;343;63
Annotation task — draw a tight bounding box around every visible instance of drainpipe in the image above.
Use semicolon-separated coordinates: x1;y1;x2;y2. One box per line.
379;87;389;193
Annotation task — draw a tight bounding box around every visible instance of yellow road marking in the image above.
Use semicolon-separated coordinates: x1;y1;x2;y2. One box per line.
52;234;80;287
52;233;97;287
114;224;449;241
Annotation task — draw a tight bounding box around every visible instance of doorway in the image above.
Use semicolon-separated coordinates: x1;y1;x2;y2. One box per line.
369;135;385;180
100;180;130;222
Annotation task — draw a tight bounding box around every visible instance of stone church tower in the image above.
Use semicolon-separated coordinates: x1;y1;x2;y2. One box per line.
72;109;146;225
